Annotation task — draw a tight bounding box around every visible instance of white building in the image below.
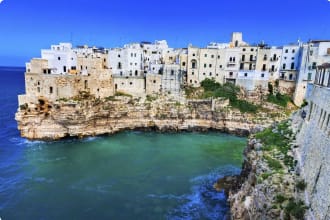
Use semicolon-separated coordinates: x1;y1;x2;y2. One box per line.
39;43;77;75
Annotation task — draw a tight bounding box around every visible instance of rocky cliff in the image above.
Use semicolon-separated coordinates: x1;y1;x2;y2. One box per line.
218;101;330;220
15;94;285;140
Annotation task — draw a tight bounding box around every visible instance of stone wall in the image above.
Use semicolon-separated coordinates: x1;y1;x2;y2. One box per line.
296;85;330;220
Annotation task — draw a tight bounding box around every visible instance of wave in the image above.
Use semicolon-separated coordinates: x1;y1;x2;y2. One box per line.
165;166;241;220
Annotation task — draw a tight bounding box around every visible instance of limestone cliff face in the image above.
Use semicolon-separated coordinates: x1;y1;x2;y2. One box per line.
15;96;279;140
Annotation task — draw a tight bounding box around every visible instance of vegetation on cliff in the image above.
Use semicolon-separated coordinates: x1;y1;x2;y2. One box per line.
252;121;307;219
185;78;259;113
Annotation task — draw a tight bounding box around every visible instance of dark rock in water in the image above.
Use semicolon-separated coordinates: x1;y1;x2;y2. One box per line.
213;175;240;196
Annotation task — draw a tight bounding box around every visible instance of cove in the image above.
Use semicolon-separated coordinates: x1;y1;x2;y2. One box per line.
2;131;246;219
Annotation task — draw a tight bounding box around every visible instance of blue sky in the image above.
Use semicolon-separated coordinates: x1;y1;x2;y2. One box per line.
0;0;330;66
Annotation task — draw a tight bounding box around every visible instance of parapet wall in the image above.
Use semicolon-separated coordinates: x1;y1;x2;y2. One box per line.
297;85;330;220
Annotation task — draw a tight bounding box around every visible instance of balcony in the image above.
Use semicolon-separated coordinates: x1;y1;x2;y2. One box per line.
270;57;279;62
227;63;236;68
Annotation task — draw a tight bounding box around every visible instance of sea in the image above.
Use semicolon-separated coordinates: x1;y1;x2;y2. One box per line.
0;66;246;220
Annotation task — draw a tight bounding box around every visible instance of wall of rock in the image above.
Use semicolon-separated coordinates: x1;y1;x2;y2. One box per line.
15;96;281;140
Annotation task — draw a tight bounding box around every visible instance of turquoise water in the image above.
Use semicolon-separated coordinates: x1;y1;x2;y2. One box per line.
0;67;246;219
4;132;246;219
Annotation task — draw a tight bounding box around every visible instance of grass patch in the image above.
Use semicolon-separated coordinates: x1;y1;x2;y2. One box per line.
261;172;272;180
115;91;132;97
267;92;291;107
264;155;283;171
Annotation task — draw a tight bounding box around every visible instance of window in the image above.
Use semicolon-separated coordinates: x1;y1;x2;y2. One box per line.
153;80;156;83
229;57;233;62
118;54;121;58
135;70;138;76
134;53;137;57
171;70;174;75
291;62;295;70
49;86;53;94
130;82;133;85
283;64;286;70
192;72;194;75
240;63;244;70
229;72;233;76
58;57;61;60
271;65;275;72
291;57;295;60
285;49;288;53
209;64;212;68
204;54;207;57
204;63;207;68
209;72;212;76
211;55;214;58
242;48;246;51
37;87;40;93
191;60;197;69
129;70;132;76
289;74;293;80
63;66;66;72
182;62;186;66
242;55;245;61
131;53;133;57
251;48;254;51
118;62;122;69
308;72;312;81
43;69;47;74
190;80;192;83
217;55;220;59
84;80;88;89
249;55;253;61
292;49;295;53
244;73;248;77
263;55;267;61
261;73;265;78
284;57;287;60
312;62;316;69
192;53;195;56
203;72;206;75
219;65;222;68
233;57;236;62
262;64;266;71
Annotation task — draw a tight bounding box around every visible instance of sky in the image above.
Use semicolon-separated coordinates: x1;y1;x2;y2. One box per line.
0;0;330;66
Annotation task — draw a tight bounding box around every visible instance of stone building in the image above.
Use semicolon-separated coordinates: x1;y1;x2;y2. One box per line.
19;45;114;106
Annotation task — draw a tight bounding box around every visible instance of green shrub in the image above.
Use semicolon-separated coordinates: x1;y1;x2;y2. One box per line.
285;199;307;220
275;194;287;203
296;180;307;191
199;79;258;113
146;94;157;102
